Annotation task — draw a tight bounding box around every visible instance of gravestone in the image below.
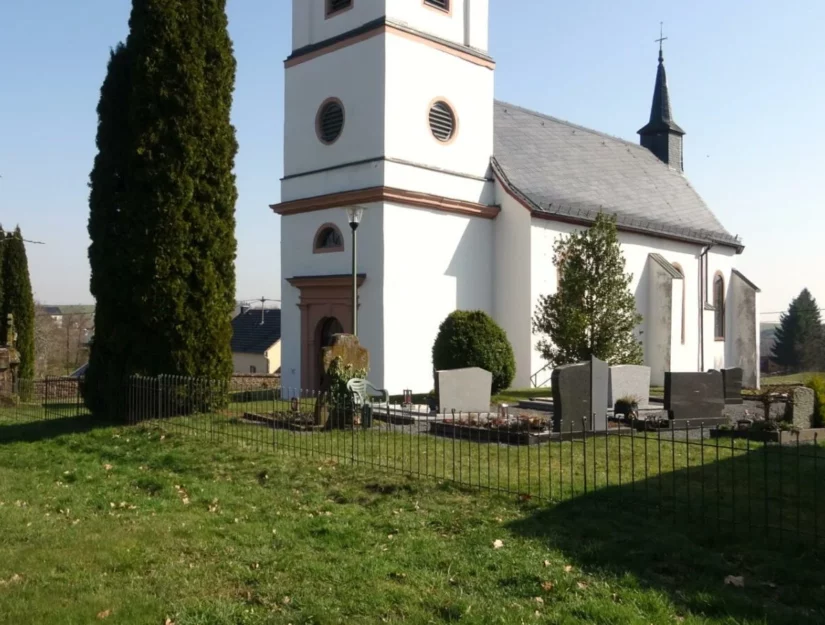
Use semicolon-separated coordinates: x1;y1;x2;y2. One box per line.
591;357;609;431
316;334;370;428
608;365;651;408
664;371;725;424
551;356;609;433
721;367;744;405
436;367;492;414
784;387;815;430
321;334;370;374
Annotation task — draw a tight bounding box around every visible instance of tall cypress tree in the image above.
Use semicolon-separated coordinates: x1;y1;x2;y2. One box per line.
86;43;137;417
125;0;238;381
771;289;824;372
86;1;238;417
2;227;36;380
0;225;5;337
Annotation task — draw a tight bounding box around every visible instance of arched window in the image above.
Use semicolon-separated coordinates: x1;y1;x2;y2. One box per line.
313;223;344;254
672;262;686;345
713;273;725;340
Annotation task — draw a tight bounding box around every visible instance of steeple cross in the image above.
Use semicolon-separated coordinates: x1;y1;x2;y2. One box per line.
655;22;667;60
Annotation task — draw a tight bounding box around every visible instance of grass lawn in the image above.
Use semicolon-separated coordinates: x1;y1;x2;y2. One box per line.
762;372;825;386
1;415;825;624
492;388;553;404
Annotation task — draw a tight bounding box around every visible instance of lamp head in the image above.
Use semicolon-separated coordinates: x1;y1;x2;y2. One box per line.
346;205;365;229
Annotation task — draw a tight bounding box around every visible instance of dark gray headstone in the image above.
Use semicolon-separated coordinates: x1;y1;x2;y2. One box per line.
721;367;743;405
664;371;725;422
436;367;492;413
551;356;609;433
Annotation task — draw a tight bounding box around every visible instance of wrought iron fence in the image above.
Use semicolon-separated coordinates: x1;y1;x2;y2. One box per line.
0;377;88;427
124;375;825;547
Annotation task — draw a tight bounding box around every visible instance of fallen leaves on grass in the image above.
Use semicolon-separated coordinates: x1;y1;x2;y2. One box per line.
576;581;589;590
0;573;22;586
174;485;190;505
540;581;554;592
493;539;504;549
97;609;112;619
164;619;175;625
724;575;745;588
282;596;291;605
534;597;544;605
564;565;573;573
543;560;551;567
208;499;219;513
103;464;113;471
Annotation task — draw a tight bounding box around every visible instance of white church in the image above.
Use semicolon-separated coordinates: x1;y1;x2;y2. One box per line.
272;0;760;394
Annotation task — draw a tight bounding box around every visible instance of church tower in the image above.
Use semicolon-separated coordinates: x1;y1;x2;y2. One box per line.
280;0;495;204
274;0;497;393
638;39;685;171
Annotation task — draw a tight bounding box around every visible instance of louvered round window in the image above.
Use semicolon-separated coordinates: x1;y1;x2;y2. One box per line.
429;100;456;142
316;99;345;144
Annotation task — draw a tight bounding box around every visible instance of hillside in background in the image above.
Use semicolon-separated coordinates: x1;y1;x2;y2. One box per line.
760;322;779;357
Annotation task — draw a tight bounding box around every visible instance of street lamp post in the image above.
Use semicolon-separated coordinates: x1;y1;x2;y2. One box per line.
346;206;364;336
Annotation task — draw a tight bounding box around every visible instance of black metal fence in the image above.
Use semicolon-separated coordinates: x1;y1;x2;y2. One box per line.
122;375;825;547
1;375;822;546
0;377;88;426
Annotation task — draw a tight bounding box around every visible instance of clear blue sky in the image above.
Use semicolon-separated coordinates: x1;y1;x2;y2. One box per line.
1;0;823;321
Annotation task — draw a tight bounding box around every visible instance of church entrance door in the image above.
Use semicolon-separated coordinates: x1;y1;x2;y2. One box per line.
286;274;366;390
315;317;344;387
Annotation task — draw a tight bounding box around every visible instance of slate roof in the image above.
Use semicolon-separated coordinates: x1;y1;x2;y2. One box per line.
230;308;282;354
492;101;743;250
43;305;95;316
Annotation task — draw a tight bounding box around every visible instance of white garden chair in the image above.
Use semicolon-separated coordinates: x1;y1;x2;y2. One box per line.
346;378;388;408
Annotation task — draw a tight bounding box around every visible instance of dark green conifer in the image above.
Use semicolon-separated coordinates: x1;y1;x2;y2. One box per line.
86;0;238;417
2;227;36;380
86;43;136;417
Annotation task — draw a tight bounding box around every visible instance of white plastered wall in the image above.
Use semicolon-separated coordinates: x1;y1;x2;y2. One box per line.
381;202;493;393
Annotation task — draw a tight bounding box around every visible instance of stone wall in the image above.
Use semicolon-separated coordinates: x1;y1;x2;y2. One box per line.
229;374;281;392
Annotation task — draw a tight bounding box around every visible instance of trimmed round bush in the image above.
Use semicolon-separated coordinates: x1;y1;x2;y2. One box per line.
432;310;516;394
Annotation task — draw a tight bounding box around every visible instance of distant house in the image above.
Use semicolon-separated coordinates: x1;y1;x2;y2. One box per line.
230;308;282;374
42;304;95;329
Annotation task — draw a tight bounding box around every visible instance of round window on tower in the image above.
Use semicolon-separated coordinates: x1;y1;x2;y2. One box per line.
428;99;457;143
316;98;345;145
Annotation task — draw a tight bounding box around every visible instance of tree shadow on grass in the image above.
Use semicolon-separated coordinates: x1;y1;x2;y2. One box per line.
0;414;113;445
507;447;825;625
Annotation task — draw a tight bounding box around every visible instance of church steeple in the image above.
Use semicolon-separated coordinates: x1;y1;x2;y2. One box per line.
638;26;685;171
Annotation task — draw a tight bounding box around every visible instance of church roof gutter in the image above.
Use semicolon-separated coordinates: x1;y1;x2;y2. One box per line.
491;158;744;253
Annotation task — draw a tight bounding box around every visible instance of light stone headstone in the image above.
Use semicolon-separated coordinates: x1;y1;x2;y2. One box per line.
436;367;492;414
785;387;815;430
608;365;651;408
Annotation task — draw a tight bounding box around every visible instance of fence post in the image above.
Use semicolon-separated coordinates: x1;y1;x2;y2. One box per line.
44;376;50;420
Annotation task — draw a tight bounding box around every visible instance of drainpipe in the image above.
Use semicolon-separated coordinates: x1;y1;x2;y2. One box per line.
698;244;714;371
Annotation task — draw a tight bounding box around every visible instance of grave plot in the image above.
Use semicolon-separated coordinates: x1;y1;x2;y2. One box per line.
429;410;553;446
712;385;824;443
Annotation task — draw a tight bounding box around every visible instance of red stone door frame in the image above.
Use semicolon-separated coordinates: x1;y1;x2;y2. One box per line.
286;274;366;390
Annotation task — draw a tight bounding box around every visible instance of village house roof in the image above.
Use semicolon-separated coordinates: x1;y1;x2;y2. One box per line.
230;308;282;354
492;100;743;251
